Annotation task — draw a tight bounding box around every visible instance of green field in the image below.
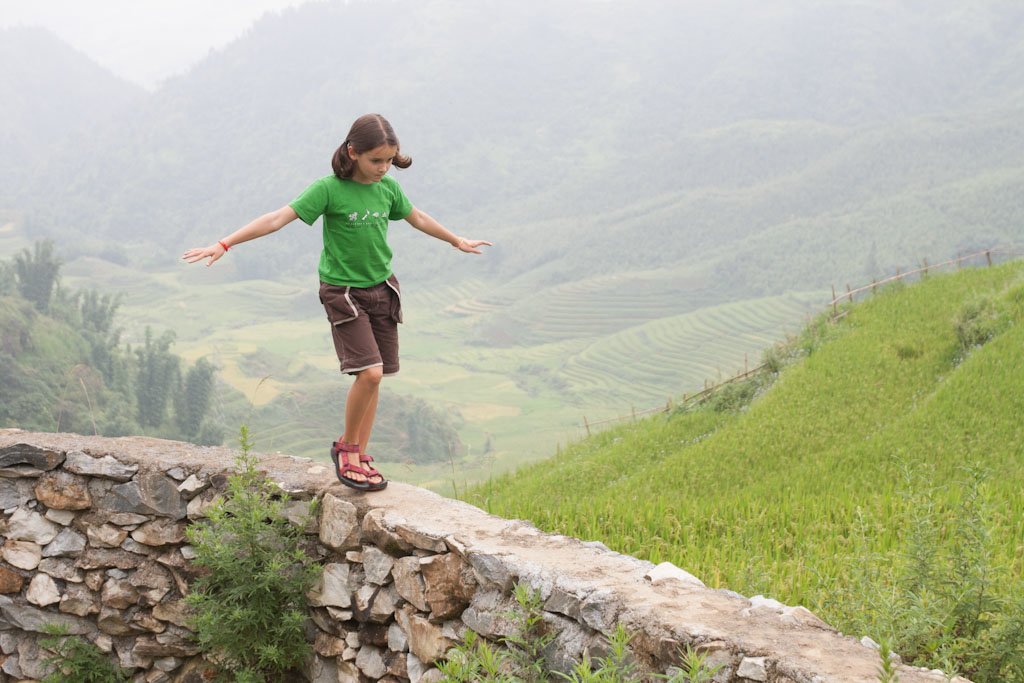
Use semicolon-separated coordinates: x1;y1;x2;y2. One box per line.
464;260;1024;679
59;257;823;490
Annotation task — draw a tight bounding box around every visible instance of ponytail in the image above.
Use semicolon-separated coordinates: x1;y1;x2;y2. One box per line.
331;139;355;179
392;151;412;169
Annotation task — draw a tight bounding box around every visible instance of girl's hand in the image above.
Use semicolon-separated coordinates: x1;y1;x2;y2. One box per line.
182;243;227;267
453;238;493;254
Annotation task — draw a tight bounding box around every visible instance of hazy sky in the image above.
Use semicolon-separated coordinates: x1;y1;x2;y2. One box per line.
0;0;315;89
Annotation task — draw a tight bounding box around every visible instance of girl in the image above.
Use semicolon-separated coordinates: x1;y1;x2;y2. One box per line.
182;113;491;491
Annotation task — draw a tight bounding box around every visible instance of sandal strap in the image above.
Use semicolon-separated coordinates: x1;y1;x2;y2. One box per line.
339;461;372;477
359;453;381;473
332;440;360;454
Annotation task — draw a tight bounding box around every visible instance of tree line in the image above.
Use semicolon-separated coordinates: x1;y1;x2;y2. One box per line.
0;240;222;444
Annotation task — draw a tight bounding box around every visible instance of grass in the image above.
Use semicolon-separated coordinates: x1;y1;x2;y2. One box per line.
464;261;1024;656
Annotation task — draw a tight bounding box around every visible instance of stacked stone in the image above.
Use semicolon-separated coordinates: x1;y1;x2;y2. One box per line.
307;495;629;682
0;439;632;683
308;494;481;682
0;444;213;681
0;440;593;682
0;438;969;683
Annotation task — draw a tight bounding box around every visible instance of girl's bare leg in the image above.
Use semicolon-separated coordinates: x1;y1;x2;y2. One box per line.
341;366;383;481
355;387;380;452
355;386;386;486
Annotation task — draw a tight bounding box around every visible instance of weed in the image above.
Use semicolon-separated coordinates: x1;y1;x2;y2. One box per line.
436;630;517;682
185;425;322;682
502;583;557;680
555;625;638;682
40;625;130;683
439;585;708;682
850;465;1024;681
876;640;900;683
661;645;723;683
953;295;1010;354
702;378;760;414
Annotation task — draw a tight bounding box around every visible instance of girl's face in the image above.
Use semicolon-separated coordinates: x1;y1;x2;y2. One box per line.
348;143;397;184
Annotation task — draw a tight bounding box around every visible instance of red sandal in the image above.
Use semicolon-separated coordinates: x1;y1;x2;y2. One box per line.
330;440;370;491
359;453;388;491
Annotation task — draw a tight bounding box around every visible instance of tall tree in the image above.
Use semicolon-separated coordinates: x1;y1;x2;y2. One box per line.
134;328;179;429
0;261;15;296
76;289;124;385
174;357;215;442
13;240;62;312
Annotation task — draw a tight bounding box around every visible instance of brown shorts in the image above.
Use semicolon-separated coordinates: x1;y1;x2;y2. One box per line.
319;275;402;376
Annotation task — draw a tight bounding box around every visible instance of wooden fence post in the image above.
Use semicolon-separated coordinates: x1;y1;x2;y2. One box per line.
923;258;929;276
831;285;838;316
846;284;853;303
583;415;591;436
986;249;993;266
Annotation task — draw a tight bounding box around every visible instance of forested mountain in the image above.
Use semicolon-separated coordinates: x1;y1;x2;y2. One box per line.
0;27;144;206
6;0;1024;297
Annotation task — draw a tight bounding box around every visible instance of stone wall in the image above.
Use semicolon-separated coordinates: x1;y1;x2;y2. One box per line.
0;431;964;683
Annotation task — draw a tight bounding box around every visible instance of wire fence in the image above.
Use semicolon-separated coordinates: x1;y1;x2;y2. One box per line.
581;245;1024;435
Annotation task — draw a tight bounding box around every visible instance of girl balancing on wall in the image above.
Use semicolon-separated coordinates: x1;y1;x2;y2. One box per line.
182;113;491;491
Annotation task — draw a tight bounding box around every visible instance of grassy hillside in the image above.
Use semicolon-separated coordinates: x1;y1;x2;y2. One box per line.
465;260;1024;679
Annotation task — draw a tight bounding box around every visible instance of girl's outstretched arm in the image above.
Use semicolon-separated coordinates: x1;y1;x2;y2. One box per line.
182;205;299;266
404;207;492;254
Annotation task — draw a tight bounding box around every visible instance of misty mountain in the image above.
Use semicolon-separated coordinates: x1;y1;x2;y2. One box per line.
0;27;145;205
6;0;1024;296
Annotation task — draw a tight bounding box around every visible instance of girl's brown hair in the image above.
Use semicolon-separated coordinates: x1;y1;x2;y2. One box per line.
331;113;412;179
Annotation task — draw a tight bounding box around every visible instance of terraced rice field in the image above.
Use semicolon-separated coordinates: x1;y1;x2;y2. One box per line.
465;270;725;345
554;292;822;406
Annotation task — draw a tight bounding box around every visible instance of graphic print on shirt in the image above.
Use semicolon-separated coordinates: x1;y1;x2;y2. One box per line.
349;210;384;223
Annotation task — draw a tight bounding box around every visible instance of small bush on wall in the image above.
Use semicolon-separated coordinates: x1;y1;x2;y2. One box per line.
185;426;322;681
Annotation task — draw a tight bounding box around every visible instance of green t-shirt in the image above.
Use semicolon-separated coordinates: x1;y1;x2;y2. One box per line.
289;174;413;287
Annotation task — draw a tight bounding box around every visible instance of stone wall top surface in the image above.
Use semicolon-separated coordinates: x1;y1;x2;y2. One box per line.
0;429;958;683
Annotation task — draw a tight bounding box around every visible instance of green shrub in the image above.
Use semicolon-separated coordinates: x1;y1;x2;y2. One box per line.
555;625;638;682
875;640;900;683
953;295;1010;353
436;629;518;683
40;626;130;683
439;583;553;682
185;426;321;682
702;378;761;414
664;645;723;683
439;585;720;683
504;583;557;680
841;464;1024;682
